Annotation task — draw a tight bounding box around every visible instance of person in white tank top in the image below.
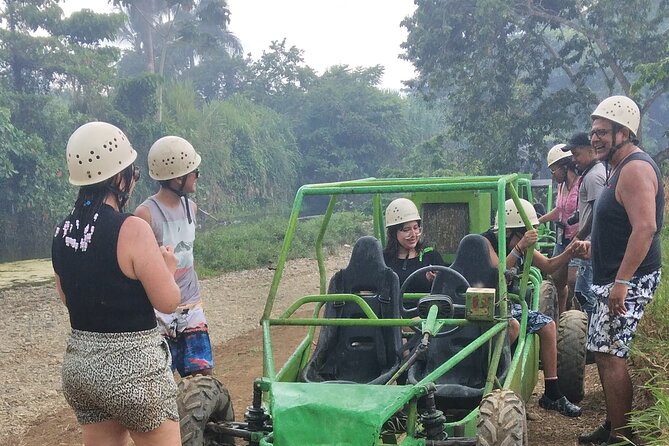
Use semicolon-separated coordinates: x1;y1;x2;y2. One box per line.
135;136;214;377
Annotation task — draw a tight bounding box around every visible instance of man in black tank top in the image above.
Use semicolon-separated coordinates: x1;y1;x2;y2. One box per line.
574;96;663;445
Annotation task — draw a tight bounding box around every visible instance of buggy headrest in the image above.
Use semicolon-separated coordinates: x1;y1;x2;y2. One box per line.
450;234;498;289
347;236;386;271
333;236;390;294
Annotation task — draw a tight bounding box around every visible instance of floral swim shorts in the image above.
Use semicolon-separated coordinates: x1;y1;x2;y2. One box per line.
511;304;553;334
587;269;661;358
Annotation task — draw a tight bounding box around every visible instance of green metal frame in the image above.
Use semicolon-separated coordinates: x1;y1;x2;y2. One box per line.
252;175;541;445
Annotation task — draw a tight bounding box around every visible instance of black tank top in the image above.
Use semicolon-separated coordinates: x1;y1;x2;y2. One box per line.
51;204;157;332
591;151;664;285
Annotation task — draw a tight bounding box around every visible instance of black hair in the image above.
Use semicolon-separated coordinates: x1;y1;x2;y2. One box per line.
71;164;134;226
383;220;424;258
566;132;591;150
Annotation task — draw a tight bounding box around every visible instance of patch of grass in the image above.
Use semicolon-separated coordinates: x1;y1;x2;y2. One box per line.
627;376;669;445
629;226;669;439
194;211;369;278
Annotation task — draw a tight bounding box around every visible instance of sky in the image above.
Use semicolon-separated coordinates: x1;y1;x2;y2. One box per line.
60;0;418;90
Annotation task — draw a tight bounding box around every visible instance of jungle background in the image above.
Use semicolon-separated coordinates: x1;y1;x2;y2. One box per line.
1;1;669;442
3;0;669;261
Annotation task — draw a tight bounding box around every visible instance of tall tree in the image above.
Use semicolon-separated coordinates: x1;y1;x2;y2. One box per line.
115;0;243;101
290;65;407;184
402;0;669;173
244;39;317;106
0;1;124;259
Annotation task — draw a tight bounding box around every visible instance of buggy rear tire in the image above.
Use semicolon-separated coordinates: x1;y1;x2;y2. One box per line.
177;375;235;446
476;389;527;446
557;310;588;404
539;279;558;321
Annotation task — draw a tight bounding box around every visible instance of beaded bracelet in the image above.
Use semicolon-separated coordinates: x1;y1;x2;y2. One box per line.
615;279;633;286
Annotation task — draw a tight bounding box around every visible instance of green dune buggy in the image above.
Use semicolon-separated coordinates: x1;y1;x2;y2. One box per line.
177;174;550;446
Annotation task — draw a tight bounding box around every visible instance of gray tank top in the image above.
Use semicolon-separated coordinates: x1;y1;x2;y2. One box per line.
140;196;201;304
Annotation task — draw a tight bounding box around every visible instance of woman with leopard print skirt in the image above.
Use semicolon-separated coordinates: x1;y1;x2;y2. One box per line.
51;122;182;446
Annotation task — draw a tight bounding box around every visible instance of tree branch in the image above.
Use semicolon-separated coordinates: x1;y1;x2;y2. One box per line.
524;0;631;94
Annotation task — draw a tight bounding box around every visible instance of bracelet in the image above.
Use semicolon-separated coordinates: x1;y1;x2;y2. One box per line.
510;248;522;260
615;279;633;286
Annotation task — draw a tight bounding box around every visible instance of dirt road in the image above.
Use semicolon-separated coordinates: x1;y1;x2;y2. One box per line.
1;249;608;445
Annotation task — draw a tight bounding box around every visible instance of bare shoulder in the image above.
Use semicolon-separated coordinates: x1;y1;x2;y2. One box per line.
120;215;155;242
620;157;658;190
134;204;151;223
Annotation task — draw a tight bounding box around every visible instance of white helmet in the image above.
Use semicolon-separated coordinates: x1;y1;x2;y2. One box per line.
148;136;202;181
494;198;539;229
66;122;137;186
547;143;571;168
385;198;421;227
591;95;640;136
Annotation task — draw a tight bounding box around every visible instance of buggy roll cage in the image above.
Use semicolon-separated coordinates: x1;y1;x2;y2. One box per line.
249;174;542;444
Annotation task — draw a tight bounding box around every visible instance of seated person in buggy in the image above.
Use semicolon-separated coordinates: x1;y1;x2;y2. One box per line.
383;198;509;411
382;198;446;308
482;198;581;417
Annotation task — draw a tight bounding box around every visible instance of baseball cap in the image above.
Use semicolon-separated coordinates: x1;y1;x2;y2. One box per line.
562;132;591;151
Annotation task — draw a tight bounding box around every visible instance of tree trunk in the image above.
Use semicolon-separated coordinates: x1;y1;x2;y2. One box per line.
134;0;156;73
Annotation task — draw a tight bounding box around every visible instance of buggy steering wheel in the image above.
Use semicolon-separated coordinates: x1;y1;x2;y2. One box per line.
399;265;470;337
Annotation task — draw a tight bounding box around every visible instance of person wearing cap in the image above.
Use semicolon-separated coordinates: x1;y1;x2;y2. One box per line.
574;96;663;445
135;136;214;378
538;143;580;315
382;198;445;299
52;123;182;444
561;132;606;320
482;198;582;417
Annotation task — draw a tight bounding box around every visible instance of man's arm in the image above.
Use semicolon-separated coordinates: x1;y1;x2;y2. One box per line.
574;208;593;241
607;158;658;315
615;160;658;281
134;204;152;225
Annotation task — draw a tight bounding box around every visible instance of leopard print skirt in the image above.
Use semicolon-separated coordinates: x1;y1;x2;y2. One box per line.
62;327;179;432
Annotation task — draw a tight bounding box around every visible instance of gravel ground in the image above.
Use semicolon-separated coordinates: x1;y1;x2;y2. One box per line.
2;247;626;446
0;248;352;442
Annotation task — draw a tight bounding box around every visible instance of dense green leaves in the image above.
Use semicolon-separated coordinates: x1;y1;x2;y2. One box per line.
402;0;669;172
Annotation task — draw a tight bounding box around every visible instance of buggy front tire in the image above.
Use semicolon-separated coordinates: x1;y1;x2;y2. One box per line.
476;389;527;446
557;309;588;404
177;375;235;446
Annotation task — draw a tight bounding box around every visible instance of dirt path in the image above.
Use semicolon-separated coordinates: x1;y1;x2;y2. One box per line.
2;249;608;445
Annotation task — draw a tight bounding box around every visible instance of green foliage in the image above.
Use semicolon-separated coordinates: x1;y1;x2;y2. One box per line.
114;74;162;122
626;377;669;444
402;0;669;172
58;9;125;44
194;211;368;277
0;0;121;95
0;104;74;259
630;225;669;441
289;65;408;184
196;96;298;210
243;39;317;107
158;83;298;212
116;0;243;100
381;133;481;178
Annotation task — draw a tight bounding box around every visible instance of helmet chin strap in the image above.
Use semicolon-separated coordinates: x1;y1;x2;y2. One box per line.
603;124;631;183
604;124;632;162
165;176;193;224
